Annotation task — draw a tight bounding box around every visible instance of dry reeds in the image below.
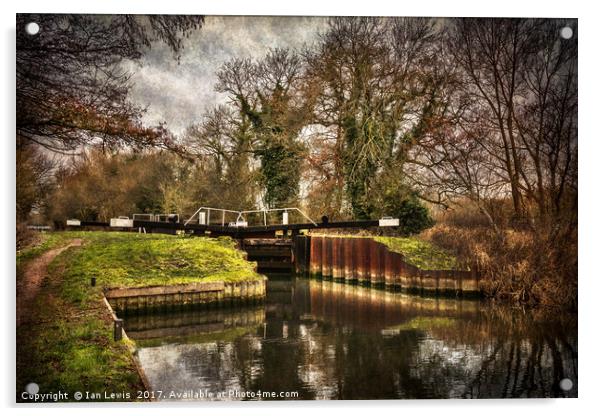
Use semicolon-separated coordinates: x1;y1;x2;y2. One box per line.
421;220;577;310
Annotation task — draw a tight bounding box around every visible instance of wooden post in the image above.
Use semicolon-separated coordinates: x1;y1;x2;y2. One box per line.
114;319;123;341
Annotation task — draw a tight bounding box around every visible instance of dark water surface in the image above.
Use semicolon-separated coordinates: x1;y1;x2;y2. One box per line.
124;277;577;400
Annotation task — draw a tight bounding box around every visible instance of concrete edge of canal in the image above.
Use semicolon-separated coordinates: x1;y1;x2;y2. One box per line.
101;296;155;400
103;278;269;315
100;277;269;400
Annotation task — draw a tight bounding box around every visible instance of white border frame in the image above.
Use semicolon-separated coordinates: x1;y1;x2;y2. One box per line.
3;2;598;416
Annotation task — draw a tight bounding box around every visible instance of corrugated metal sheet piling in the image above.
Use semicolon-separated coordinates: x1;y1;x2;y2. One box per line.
294;235;481;296
310;236;322;275
343;238;354;283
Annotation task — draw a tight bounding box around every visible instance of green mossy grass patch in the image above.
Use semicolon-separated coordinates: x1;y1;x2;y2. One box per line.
374;236;464;271
17;232;71;272
17;247;144;401
56;231;262;303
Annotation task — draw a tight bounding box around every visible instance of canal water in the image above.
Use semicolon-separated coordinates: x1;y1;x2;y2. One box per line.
123;276;577;400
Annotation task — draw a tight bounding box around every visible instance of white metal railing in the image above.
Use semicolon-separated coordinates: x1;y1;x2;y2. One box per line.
184;206;317;227
236;208;317;227
133;213;154;222
155;214;179;223
27;225;51;231
184;207;240;226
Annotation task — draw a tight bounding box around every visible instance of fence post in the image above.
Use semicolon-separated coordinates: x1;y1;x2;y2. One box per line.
114;319;123;341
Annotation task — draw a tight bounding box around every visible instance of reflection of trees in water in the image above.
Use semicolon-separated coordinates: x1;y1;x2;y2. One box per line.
339;330;432;399
144;280;577;399
173;317;575;399
460;335;576;398
177;342;244;393
393;304;578;398
456;308;578;398
179;322;320;400
298;280;577;398
333;321;575;398
242;326;318;400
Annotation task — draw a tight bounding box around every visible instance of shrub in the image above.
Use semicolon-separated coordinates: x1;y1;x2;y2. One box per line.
376;192;434;235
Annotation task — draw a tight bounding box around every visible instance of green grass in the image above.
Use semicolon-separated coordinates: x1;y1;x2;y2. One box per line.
16;231;263;402
17;247;144;401
59;232;262;303
374;236;463;270
16;232;70;271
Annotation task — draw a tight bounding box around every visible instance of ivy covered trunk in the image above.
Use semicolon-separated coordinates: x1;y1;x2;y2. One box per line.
256;142;304;208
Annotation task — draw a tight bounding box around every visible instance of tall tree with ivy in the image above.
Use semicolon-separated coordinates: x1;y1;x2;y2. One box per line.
216;48;310;208
305;17;445;226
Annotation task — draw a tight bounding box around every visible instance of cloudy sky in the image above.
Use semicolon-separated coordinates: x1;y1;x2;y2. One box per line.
124;16;329;136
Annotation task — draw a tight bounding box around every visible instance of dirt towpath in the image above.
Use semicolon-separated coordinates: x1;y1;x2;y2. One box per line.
17;239;82;326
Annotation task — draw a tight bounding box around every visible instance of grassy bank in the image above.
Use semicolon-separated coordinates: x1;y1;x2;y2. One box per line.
16;231;263;402
373;236;463;270
16;232;69;272
60;232;262;303
17;258;144;401
312;222;576;309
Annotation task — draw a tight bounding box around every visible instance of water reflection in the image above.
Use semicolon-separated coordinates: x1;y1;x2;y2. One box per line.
126;277;577;400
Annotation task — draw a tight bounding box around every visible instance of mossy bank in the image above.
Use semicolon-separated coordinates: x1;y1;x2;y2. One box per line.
16;231;264;402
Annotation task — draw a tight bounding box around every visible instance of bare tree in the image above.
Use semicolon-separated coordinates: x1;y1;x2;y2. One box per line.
184;106;257;210
407;18;577;233
16;137;56;221
16;14;203;154
514;20;577;228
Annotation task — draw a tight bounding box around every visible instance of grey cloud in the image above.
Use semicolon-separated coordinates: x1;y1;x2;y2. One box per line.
126;16;329;136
